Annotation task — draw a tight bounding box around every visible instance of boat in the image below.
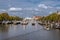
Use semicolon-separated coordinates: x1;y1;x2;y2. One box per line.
13;21;21;25
32;23;35;25
7;21;13;24
46;27;50;30
55;24;60;30
21;21;28;25
2;21;6;24
44;26;50;30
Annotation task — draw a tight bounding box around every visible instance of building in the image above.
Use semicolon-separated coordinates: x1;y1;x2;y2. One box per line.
57;12;60;14
24;17;32;21
33;16;42;20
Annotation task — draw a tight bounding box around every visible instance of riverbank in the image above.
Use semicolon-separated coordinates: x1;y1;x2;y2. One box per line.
38;21;60;30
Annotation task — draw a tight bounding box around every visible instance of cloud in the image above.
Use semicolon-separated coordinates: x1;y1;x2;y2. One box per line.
23;8;33;10
38;4;53;9
34;8;39;11
0;9;7;12
1;10;6;11
9;7;22;11
49;11;53;14
56;7;60;9
9;7;39;11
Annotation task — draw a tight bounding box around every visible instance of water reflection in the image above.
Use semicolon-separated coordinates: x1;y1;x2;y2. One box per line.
22;25;27;30
0;22;42;39
0;23;60;40
13;24;18;31
0;24;9;32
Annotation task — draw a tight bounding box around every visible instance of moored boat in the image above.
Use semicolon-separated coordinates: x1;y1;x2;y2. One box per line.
21;21;28;25
32;23;35;25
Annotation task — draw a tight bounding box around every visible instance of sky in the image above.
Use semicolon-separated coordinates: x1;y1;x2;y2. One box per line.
0;0;60;17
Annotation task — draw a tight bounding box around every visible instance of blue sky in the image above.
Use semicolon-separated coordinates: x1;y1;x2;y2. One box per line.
0;0;60;8
0;0;60;17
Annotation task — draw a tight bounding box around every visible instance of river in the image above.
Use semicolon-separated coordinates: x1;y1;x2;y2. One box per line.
0;21;60;40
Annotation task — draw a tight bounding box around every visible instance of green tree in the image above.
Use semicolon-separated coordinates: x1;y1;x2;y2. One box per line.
0;12;9;21
9;16;23;21
39;12;60;22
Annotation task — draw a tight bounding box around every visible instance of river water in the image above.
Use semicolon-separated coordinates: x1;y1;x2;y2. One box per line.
0;22;60;40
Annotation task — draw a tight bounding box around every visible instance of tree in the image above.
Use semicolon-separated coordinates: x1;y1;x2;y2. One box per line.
0;14;3;21
13;16;23;21
0;12;9;21
39;12;60;22
9;16;23;21
0;12;23;21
